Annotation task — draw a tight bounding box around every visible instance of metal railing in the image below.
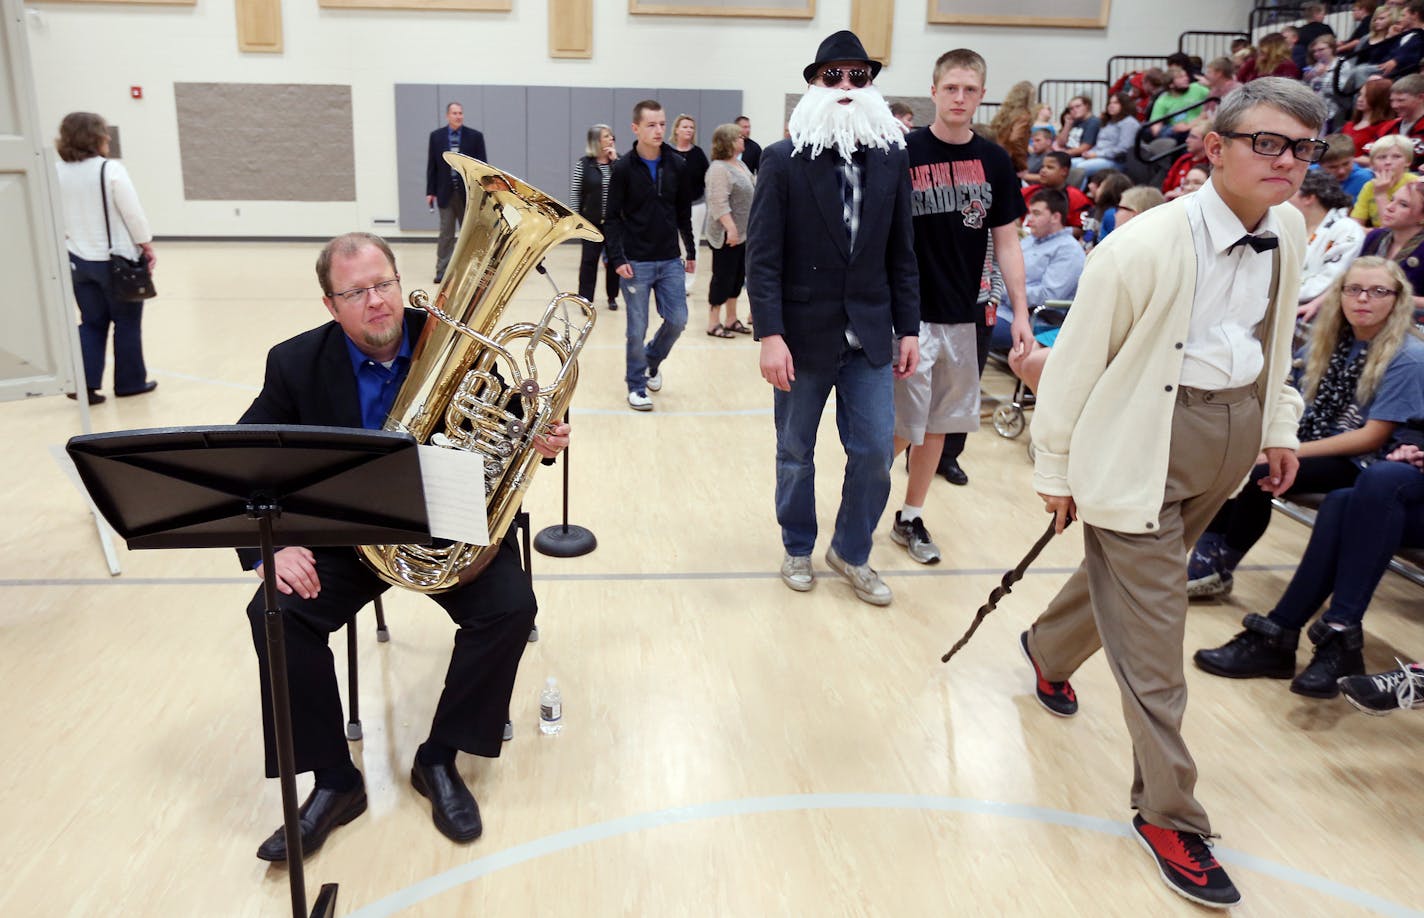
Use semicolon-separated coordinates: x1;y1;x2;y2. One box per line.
1036;79;1111;120
1179;30;1250;65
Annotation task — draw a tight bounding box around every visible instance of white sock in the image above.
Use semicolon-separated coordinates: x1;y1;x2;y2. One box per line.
900;505;922;522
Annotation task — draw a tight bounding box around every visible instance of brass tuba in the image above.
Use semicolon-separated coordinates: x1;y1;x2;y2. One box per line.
357;154;601;592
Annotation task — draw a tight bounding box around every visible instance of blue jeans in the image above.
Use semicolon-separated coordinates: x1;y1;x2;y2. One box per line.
1071;156;1122;185
70;254;148;393
773;345;894;566
1269;460;1424;629
621;259;687;392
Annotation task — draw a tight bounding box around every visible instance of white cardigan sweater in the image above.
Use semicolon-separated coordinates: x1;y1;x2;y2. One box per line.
56;156;151;262
1030;195;1307;534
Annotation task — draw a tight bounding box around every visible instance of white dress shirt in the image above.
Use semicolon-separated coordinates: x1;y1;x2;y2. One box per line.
1180;177;1277;389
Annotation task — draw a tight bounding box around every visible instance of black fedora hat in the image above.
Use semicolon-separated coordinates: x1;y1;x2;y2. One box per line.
802;30;882;85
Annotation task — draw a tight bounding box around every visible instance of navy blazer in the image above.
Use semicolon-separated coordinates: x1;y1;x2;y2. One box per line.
234;309;429;569
426;125;489;207
745;139;920;371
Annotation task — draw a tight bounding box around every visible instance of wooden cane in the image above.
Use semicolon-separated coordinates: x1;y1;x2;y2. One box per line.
942;516;1068;663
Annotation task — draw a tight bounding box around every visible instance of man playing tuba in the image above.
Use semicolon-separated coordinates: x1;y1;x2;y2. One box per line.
235;232;570;861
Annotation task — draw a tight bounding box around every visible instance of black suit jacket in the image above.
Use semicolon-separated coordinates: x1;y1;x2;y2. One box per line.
742;137;762;174
745;140;920;371
234;309;429;569
426;125;489;207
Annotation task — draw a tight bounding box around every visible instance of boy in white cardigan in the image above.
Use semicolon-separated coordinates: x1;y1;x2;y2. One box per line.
1020;79;1326;909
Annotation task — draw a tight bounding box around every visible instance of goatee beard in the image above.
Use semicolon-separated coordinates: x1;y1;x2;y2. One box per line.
788;84;906;161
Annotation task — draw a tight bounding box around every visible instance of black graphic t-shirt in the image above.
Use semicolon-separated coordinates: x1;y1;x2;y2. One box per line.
905;128;1025;325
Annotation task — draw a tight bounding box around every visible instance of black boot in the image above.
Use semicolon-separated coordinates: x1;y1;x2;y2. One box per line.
1290;620;1365;698
1193;613;1299;679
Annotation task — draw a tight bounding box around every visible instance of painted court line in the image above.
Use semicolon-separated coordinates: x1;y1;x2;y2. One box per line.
344;793;1421;918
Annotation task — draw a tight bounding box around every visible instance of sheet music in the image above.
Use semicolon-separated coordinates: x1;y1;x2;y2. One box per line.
417;445;489;545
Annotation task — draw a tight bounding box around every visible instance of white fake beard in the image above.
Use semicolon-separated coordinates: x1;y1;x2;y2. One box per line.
788;84;906;161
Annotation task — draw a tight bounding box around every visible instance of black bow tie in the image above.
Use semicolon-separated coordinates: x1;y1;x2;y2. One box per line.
1228;233;1279;254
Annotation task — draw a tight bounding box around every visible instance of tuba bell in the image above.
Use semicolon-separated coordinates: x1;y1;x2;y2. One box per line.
357;154;601;592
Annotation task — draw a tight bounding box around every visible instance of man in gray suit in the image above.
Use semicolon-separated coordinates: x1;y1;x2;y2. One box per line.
746;30;920;606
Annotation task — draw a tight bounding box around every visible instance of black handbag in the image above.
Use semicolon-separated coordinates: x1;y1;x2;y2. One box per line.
100;160;157;301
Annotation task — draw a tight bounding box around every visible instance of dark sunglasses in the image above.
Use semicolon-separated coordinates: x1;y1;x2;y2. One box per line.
819;67;871;89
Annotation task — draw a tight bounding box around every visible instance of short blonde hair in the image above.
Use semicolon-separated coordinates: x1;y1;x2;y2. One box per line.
671;114;696;143
1369;133;1416;162
932;49;986;88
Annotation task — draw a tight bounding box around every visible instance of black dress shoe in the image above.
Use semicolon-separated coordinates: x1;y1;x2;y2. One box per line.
939;459;969;486
114;381;158;397
255;783;367;862
66;389;106;405
1193;613;1299;680
411;760;482;842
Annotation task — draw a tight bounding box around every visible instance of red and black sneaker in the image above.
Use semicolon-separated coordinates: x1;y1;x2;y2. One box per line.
1132;814;1241;908
1019;630;1078;717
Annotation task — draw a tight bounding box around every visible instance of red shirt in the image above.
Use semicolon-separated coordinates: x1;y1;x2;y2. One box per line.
1371;117;1424;166
1161;152;1207;195
1343;119;1392;157
1021;183;1091;228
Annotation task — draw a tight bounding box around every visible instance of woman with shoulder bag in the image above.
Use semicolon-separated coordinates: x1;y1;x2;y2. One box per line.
55;112;157;403
570;123;620;311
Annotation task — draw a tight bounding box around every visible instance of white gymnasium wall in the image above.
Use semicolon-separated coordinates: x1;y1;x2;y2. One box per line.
22;0;1254;239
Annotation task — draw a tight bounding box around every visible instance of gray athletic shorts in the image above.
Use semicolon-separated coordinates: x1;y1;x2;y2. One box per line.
893;320;981;444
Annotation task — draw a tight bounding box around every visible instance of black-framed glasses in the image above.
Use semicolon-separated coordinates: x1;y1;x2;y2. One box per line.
331;277;400;303
1219;130;1329;163
819;67;871;89
1341;283;1398;300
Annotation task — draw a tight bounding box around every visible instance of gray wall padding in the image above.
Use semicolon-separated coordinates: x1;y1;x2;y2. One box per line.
395;84;742;232
174;83;355;201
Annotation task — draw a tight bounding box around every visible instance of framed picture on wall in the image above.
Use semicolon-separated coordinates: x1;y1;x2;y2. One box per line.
630;0;814;19
928;0;1108;29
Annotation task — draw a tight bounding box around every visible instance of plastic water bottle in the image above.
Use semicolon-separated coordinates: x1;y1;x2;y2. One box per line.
539;677;563;734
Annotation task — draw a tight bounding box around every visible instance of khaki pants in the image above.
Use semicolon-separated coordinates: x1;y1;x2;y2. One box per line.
1026;384;1261;835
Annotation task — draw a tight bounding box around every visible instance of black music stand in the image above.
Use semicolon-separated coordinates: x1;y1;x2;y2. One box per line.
533;406;597;558
66;424;431;918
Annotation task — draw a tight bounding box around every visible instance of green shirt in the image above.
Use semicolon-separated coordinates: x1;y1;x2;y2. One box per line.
1150;84;1210;127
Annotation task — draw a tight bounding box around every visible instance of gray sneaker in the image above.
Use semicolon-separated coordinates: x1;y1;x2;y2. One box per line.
824;546;892;606
890;512;941;564
627;390;653;411
646;366;663;392
780;554;814;592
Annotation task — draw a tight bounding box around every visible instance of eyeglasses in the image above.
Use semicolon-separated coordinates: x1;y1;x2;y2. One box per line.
331;277;400;303
1219;130;1329;164
1341;283;1397;300
819;67;871;89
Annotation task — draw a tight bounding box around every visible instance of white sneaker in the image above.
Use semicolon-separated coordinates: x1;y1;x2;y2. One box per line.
627;390;653;411
824;546;892;606
646;367;663;392
780;554;814;592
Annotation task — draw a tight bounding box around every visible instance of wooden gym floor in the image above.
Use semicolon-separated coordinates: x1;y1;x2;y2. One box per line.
0;241;1420;917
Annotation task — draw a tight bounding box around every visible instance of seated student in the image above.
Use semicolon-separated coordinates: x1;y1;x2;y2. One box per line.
1196;416;1424;700
1336;4;1404;95
1336;0;1380;58
1020;152;1090;229
1342;78;1397;162
1053;95;1100;158
1359;174;1424;317
1295;170;1368;321
1304;35;1340;108
1160;121;1210;197
990;187;1083;353
1008;185;1163;393
995;189;1083;349
1316;133;1374;198
1072;92;1140;183
1374;72;1424;165
1187;258;1424;599
1148;65;1211;139
1021;126;1053;184
1373;0;1424;79
1166;162;1211;200
1238;33;1304;82
1080;170;1132;248
1351;132;1419;226
1296;1;1338;71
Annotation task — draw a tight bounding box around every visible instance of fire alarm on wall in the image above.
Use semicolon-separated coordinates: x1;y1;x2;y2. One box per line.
130;86;142;99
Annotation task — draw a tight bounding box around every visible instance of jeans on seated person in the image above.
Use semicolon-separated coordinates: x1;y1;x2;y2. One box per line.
1072;156;1123;184
1267;460;1424;630
621;258;688;392
773;345;893;567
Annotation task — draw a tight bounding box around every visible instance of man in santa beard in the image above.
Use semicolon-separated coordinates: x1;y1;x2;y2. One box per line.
746;29;920;606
